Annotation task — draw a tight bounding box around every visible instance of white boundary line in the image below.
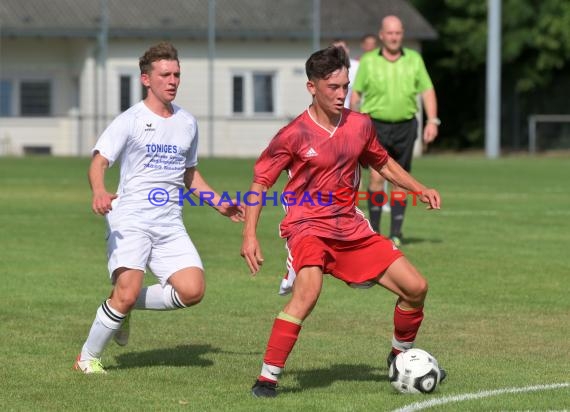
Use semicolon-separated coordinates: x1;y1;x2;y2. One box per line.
391;382;570;412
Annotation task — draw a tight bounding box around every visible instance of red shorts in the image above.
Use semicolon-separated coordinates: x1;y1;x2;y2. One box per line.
279;234;403;295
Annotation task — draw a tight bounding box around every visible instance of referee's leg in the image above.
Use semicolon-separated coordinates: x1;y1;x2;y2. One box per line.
389;119;418;240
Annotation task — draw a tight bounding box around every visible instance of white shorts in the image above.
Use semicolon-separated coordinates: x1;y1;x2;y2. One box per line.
105;222;203;286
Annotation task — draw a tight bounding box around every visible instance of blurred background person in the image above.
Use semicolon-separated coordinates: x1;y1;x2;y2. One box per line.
360;33;378;54
351;15;439;246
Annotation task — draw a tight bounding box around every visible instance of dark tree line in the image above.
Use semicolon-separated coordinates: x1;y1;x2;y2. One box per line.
411;0;570;150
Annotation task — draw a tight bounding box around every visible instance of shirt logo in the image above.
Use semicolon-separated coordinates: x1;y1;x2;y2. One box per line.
145;122;155;132
305;147;318;158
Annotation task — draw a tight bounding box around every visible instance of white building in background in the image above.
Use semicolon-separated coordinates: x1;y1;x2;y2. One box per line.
0;0;436;157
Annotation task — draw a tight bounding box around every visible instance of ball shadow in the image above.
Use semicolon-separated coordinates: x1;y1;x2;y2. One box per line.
282;363;389;394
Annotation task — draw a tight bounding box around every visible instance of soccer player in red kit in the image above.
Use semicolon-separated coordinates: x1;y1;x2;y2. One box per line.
240;45;445;398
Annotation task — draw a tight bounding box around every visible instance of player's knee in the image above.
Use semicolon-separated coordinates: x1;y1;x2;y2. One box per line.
113;289;140;311
292;288;320;314
302;283;321;301
407;278;428;304
177;286;205;307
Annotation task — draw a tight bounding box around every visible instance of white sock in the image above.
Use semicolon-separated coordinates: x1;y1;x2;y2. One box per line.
134;284;186;310
80;300;126;361
260;362;283;383
392;335;414;353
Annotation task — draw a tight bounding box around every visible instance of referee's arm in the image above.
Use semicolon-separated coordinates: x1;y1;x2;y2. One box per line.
421;88;438;144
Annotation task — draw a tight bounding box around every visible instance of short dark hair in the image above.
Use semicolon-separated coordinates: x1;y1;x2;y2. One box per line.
361;33;377;42
139;42;179;74
305;46;350;81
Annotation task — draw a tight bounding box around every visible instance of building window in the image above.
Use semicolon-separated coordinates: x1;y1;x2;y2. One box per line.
231;71;276;116
120;75;131;112
232;75;244;113
0;80;12;116
253;74;274;113
71;76;80;110
20;81;51;116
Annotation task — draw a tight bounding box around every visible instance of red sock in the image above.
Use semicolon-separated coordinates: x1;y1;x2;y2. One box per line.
392;304;424;354
258;317;301;382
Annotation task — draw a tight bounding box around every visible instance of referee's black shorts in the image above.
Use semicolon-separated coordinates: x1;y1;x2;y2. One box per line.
371;117;418;172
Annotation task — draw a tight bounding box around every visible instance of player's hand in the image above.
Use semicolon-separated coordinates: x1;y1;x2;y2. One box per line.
216;200;245;222
241;235;264;275
92;191;118;215
423;123;438;144
419;188;441;210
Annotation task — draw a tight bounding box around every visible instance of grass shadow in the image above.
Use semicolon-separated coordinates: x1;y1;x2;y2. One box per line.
400;236;443;246
110;344;219;370
282;363;388;393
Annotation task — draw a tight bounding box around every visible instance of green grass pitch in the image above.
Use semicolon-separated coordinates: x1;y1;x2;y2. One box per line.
0;155;568;411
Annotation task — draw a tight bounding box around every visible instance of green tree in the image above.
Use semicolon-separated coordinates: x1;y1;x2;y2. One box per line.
439;0;570;92
412;0;570;149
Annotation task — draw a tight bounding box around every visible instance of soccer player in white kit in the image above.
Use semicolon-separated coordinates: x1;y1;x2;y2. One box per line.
74;42;244;374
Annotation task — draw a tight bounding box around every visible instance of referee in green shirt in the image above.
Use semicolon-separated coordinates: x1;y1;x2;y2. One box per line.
351;15;439;246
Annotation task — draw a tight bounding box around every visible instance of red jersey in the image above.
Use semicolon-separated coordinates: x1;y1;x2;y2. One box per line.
254;108;389;243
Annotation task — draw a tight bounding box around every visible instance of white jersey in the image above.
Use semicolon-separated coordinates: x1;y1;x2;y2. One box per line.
93;101;198;226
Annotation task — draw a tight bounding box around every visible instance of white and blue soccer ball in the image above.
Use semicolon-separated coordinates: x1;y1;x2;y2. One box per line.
388;348;441;394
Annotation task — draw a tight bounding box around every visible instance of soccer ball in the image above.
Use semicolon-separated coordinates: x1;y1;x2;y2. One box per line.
388;348;441;394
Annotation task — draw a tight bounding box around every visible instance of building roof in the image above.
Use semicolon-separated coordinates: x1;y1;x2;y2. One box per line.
0;0;437;40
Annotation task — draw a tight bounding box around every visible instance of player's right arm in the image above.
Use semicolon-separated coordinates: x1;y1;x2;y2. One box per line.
88;152;117;215
242;127;292;274
240;182;267;275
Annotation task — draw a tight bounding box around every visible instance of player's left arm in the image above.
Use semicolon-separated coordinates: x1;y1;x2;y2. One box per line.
183;167;244;222
377;158;441;210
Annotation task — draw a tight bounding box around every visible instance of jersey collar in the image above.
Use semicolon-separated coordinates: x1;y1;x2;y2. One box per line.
378;47;405;61
306;107;342;138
